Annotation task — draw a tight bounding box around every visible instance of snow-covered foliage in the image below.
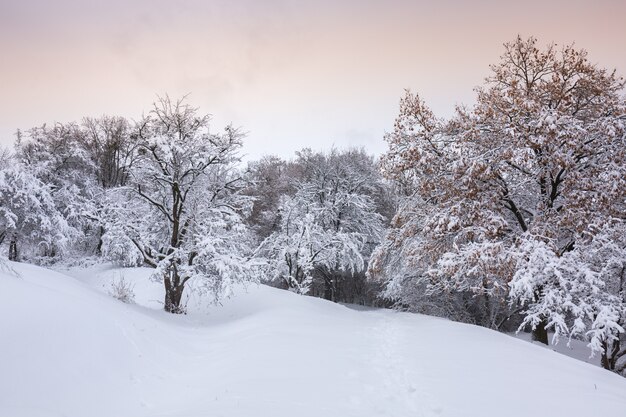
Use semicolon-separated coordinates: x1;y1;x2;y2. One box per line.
0;154;77;261
370;36;626;359
102;96;258;312
244;155;294;241
12;115;142;262
258;149;386;297
14;124;97;259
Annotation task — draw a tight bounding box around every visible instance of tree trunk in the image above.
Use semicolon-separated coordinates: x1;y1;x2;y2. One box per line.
163;266;186;314
531;287;549;345
323;274;336;302
531;318;549;345
8;236;18;261
164;281;185;314
96;226;105;255
600;339;620;371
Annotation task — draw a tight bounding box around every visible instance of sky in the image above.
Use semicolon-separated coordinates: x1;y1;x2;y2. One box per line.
1;0;625;161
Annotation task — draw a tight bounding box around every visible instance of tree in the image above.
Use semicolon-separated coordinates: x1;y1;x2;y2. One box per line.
103;96;257;313
244;155;293;241
0;155;76;261
258;149;386;300
16;122;100;258
74;116;140;254
78;116;137;189
371;37;626;352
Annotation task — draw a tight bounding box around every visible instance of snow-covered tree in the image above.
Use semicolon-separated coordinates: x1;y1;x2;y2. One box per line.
244;155;294;241
371;37;626;352
15;115;141;259
0;155;77;261
103;96;257;313
15;123;100;258
77;116;137;189
258;149;386;299
509;222;626;367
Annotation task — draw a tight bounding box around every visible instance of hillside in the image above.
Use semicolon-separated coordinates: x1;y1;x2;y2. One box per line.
1;261;625;417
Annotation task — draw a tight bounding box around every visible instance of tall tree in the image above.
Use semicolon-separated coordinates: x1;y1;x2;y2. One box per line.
103;96;257;313
371;37;626;351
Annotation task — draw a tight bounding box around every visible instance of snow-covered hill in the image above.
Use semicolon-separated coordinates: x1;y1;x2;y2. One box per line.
1;262;626;417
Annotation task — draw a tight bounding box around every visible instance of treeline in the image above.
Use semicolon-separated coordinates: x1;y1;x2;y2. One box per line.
0;97;396;311
1;36;625;374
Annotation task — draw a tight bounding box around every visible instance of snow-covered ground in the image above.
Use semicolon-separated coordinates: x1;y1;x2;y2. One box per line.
2;261;626;417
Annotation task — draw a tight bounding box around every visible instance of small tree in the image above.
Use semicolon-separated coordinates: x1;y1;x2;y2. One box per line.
104;96;256;313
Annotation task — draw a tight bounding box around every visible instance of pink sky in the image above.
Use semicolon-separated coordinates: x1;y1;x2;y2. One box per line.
1;0;624;160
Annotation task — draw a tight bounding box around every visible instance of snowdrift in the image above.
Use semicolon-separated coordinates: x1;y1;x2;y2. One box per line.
1;262;626;417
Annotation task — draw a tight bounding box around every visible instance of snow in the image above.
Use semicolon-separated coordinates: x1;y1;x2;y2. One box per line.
512;331;602;367
2;261;626;417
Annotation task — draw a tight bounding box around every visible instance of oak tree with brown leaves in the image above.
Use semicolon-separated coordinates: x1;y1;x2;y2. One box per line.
370;37;626;367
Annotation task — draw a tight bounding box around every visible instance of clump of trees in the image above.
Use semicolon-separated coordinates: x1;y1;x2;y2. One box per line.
1;36;625;375
3;97;261;313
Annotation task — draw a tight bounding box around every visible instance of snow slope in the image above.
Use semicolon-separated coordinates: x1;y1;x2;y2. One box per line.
2;262;626;417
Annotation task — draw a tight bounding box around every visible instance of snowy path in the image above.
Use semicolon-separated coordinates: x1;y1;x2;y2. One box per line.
2;263;626;417
359;313;427;416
